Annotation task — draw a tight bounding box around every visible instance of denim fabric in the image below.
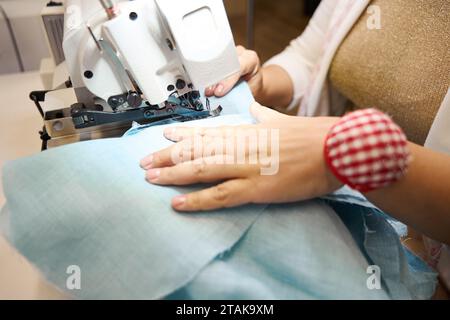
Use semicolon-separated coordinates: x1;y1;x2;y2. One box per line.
1;83;437;299
323;187;408;236
327;201;437;299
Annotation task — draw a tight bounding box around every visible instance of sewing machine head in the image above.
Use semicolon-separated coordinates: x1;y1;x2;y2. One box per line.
31;0;239;149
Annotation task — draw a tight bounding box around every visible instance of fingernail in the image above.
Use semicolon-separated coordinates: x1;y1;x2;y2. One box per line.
172;195;187;209
146;169;160;182
140;154;153;169
215;84;224;95
164;127;176;140
206;86;214;94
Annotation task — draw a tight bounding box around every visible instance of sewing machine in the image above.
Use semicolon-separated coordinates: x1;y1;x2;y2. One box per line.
30;0;239;149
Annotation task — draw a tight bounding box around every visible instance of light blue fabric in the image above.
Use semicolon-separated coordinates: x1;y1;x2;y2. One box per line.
2;115;266;299
166;200;436;300
0;82;437;299
1;83;261;300
168;201;390;300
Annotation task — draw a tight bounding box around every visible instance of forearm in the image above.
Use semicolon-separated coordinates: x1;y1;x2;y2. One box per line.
365;143;450;244
256;65;294;109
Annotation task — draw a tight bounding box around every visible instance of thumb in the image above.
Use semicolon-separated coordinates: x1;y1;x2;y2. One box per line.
214;73;241;97
249;102;284;123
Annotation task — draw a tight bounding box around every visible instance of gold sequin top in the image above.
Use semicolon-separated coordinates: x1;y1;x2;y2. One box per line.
330;0;450;145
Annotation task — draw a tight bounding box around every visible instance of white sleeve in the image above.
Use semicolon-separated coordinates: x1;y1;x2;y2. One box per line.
264;0;337;110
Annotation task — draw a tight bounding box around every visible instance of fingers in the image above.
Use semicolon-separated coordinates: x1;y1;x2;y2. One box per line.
205;46;260;97
236;45;246;55
171;179;253;212
205;85;216;96
140;127;211;169
145;157;250;186
163;125;243;142
239;49;260;76
161;104;283;142
140;123;257;170
140;143;178;169
141;134;229;169
163;126;207;142
212;73;242;97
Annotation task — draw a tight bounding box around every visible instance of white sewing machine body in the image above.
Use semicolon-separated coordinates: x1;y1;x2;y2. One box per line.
32;0;239;149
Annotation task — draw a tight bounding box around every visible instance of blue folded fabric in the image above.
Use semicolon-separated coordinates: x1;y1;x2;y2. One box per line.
1;83;437;299
2;115;265;299
1;84;262;300
167;201;437;300
168;201;391;300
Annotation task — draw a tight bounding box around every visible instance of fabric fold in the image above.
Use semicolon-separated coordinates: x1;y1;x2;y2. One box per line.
1;84;266;299
1;115;265;299
0;82;437;299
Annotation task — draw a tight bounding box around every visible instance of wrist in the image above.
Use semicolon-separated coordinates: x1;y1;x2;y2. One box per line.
319;118;344;193
324;161;344;193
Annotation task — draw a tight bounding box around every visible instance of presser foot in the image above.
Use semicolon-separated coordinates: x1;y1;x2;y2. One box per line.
70;98;223;129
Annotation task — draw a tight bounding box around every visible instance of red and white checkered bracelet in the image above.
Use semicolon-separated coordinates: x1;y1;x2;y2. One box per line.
324;109;411;193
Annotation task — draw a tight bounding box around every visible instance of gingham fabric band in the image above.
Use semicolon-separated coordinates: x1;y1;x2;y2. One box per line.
324;109;411;193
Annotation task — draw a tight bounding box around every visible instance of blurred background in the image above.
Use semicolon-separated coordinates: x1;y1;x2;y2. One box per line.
225;0;318;62
0;0;320;75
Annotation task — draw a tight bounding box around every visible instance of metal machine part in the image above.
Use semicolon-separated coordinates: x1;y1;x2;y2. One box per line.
31;88;222;150
70;91;221;129
32;0;240;149
64;0;239;112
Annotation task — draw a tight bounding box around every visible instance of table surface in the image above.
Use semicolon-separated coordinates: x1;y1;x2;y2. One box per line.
0;71;66;299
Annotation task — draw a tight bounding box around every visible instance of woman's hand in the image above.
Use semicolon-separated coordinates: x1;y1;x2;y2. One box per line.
140;103;342;212
205;45;295;109
205;45;263;99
